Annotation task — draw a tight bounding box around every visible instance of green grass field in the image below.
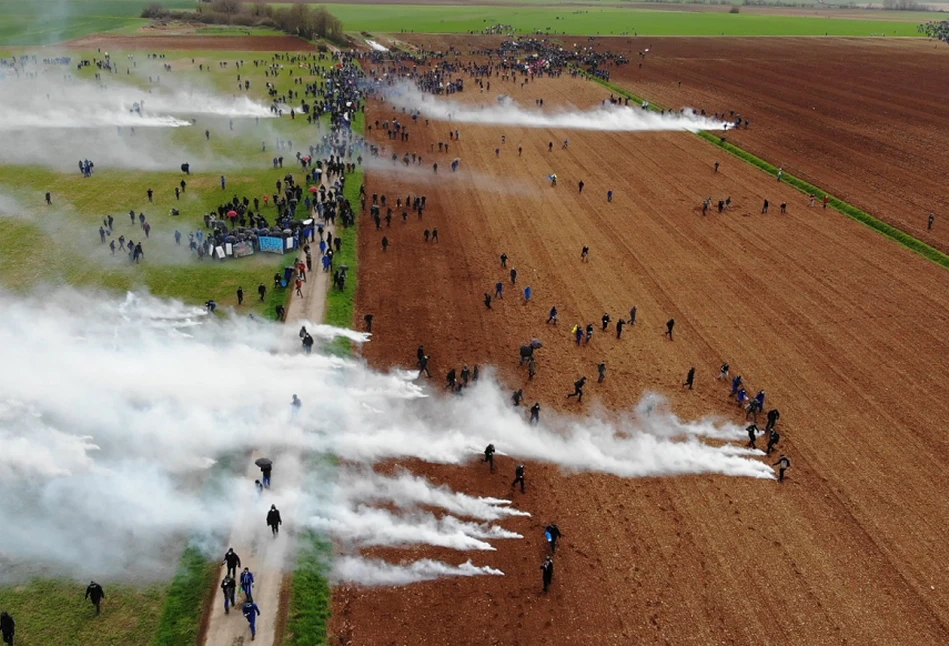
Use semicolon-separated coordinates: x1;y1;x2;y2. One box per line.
320;4;924;36
0;48;340;645
0;0;195;45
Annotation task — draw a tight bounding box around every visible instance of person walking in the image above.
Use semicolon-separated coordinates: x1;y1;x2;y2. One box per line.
267;504;282;536
510;267;517;284
766;408;781;432
483;443;496;472
773;455;791;482
665;318;675;340
541;556;554;593
85;581;105;615
236;286;244;306
528;356;537;380
242;599;261;641
512;388;524;407
484;293;493;310
629;306;637;325
929;212;935;231
718;363;729;380
683;367;695;390
566;376;587;402
260;462;272;488
545;523;563;553
597;362;606;383
221;575;237;614
381;236;389;251
240;568;255;599
495;281;503;299
511;464;526;493
223;548;241;579
601;312;610;331
616;318;625;339
1;611;15;646
258;283;266;301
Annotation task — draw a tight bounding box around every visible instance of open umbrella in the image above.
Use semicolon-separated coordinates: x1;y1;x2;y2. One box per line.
255;457;272;468
227;210;237;218
308;186;319;194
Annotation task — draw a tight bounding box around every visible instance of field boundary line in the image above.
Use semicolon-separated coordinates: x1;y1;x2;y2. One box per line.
582;72;949;272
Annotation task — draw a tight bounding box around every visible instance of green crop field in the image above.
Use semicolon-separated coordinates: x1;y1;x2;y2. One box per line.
0;0;197;45
319;4;923;36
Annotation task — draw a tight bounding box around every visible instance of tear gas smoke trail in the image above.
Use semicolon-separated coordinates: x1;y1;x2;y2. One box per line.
0;74;277;131
0;289;771;579
340;469;531;521
385;83;728;133
366;40;389;52
307;506;522;551
333;557;504;586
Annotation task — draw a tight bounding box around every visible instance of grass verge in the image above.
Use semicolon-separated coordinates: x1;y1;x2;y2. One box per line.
584;72;949;272
151;546;219;646
284;532;334;646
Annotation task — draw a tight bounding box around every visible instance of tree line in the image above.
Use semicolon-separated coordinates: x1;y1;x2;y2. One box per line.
142;1;345;42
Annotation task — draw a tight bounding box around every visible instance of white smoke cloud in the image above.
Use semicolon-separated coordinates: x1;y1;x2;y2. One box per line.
333;557;504;586
0;66;280;171
385;83;727;133
0;288;772;582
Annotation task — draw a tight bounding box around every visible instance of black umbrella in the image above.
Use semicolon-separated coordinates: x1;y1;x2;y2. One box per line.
255;458;273;469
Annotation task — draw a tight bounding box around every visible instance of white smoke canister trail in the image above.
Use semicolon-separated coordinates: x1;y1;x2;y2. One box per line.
333;556;504;586
385;83;728;133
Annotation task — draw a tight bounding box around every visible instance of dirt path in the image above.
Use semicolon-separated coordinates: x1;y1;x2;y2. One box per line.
202;203;334;646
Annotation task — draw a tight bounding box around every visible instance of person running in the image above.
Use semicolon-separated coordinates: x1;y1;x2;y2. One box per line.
766;428;780;455
85;581;105;615
242;599;261;641
500;252;508;268
484;293;493;309
597;362;607;383
547;306;558;324
418;354;431;379
773;455;791;482
566;376;587;402
718;363;729;380
581;246;589;262
747;424;759;449
511;464;526;493
512;388;524;407
221;575;237;614
545;523;563;553
267;504;282;536
483;443;496;472
601;312;610;331
683;367;695;390
528;356;537;380
530;402;541;424
541;556;554;593
510;268;517;284
665;318;675;340
607;189;613;202
730;375;743;398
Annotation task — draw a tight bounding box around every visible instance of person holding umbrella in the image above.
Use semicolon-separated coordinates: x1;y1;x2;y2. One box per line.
256;458;272;489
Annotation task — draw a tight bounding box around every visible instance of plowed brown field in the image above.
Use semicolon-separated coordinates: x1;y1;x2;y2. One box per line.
332;59;949;645
601;37;949;254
